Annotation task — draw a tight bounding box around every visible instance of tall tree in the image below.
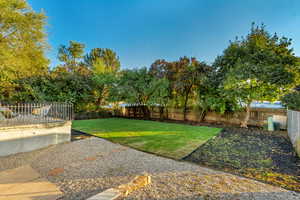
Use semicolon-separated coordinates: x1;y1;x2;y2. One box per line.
198;69;239;120
116;67;169;106
57;41;85;71
0;0;49;101
150;57;210;121
214;23;300;127
84;48;120;74
174;57;210;121
91;73;117;107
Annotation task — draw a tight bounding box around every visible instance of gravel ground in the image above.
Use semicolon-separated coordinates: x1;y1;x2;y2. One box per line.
0;137;299;200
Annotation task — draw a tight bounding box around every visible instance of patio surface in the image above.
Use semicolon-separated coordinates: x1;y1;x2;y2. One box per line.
0;165;62;200
0;137;299;200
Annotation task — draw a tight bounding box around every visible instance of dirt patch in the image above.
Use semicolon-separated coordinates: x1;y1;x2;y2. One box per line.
184;127;300;192
84;156;97;161
48;167;64;176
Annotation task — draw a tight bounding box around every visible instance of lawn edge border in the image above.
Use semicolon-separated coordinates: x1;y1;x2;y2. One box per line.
181;128;224;160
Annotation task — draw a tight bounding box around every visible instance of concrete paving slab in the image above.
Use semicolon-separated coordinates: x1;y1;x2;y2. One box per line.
87;188;121;200
0;165;62;200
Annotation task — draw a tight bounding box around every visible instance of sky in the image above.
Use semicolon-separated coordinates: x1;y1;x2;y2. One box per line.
28;0;300;69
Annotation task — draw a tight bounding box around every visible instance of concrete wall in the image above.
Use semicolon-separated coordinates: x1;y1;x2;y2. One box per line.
0;121;71;157
287;110;300;157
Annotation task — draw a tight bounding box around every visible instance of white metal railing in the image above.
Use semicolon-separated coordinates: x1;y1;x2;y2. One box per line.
0;102;73;127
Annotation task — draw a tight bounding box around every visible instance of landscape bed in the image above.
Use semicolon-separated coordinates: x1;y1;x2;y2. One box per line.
184;127;300;192
72;118;221;159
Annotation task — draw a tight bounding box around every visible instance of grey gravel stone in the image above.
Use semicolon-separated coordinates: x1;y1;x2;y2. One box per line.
0;137;299;200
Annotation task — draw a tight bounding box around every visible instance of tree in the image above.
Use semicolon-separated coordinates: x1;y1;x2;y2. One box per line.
281;91;300;111
150;57;210;121
174;57;210;121
214;24;300;127
0;0;49;101
52;42;122;111
197;69;240;121
83;48;120;109
91;73;117;107
13;70;93;112
116;67;169;106
84;48;120;74
57;41;85;71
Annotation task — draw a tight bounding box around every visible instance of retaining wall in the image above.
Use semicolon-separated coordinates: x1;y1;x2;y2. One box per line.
0;121;71;156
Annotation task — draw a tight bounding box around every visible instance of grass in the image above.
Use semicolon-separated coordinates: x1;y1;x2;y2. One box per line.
72;118;221;159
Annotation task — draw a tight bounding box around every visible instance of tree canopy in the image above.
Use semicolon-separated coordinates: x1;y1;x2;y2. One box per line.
115;67;169;106
0;0;49;101
213;24;300;127
150;57;211;120
84;48;120;74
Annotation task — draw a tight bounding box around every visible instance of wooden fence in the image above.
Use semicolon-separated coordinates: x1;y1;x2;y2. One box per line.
118;106;287;128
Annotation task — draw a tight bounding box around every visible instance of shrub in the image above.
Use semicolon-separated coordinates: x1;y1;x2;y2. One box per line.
281;91;300;111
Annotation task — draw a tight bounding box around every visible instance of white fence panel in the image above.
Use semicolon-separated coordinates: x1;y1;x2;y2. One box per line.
287;110;300;156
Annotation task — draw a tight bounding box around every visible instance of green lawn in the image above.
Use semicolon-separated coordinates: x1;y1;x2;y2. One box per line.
72;118;221;159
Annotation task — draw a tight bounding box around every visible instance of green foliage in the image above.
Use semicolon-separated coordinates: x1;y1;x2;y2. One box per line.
174;58;210;119
217;24;299;102
40;41;120;112
84;48;120;74
150;57;211;120
13;71;94;112
57;41;85;71
0;0;49;101
212;23;300;126
281;91;300;111
58;41;85;63
91;72;117;106
115;67;169;106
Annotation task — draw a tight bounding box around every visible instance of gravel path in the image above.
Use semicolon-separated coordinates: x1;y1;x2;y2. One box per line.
0;137;299;200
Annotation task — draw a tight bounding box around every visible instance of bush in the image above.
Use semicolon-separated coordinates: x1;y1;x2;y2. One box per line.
74;110;112;120
281;91;300;111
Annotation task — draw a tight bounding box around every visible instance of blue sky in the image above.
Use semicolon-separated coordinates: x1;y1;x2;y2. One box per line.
28;0;300;69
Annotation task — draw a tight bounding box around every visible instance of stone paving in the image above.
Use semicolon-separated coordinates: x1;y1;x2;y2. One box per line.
0;165;62;200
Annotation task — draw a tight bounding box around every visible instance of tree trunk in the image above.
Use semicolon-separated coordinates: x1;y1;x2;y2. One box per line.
241;103;251;128
143;106;150;119
199;109;207;122
165;107;169;119
146;106;150;119
159;106;164;120
133;107;137;118
183;92;189;121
